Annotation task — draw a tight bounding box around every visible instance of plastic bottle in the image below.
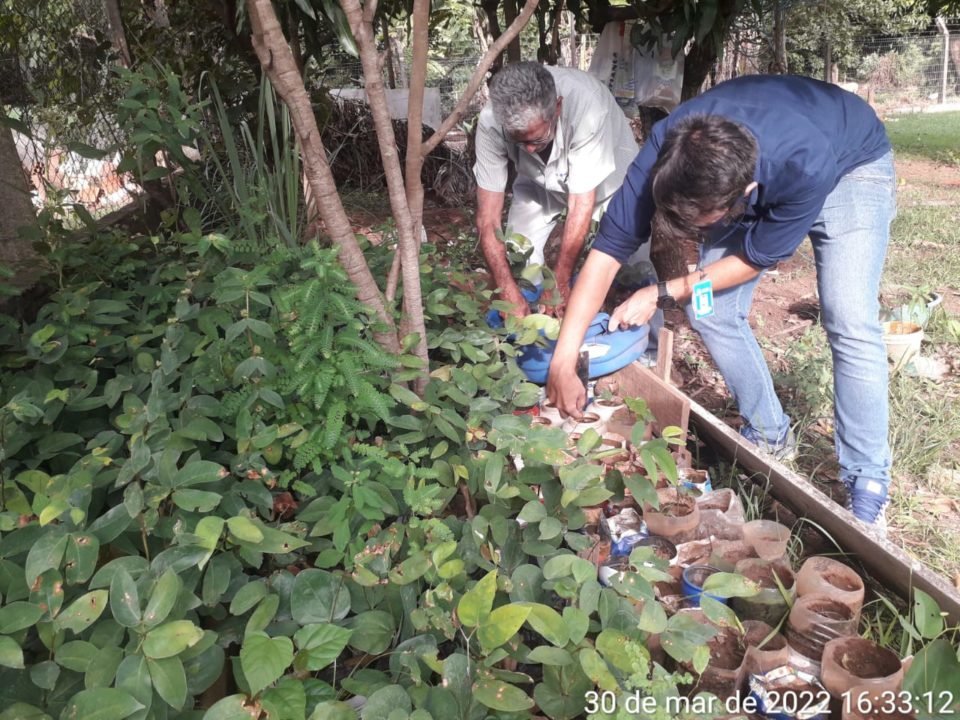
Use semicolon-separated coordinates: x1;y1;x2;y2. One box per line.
785;594;858;662
796;556;865;620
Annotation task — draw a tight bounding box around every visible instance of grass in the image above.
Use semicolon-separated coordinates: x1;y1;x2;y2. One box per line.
884;110;960;166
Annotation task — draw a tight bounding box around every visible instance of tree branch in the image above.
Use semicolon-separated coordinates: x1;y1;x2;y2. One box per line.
421;0;541;157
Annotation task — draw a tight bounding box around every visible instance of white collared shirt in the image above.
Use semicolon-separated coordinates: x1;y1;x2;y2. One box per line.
474;66;638;202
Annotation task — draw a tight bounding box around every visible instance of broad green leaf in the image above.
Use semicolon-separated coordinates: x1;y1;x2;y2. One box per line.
0;635;24;669
636;597;668;634
172;489;222;512
115;655;152;714
521;603;568;647
148;656;188;710
692;644;711;674
85;645;124;688
596;628;637;673
56;640;98;672
142;620;204;659
262;677;307;720
457;570;497;627
170;461;225;488
241;631;294;696
0;705;49;720
563;606;590;645
346;611;395;655
517;501;546;523
578;648;618;691
291;570;351;624
230;581;268;615
473;678;534;712
700;595;739;628
109;569;141;628
60;688;143;720
360;685;412;719
0;602;45;634
142;568;181;627
227;516;264;543
30;660;60;690
913;589;945;640
25;531;68;586
526;646;573;665
56;590;108;634
542;555;575;580
203;694;258;720
65;534;100;585
903;638;960;714
308;702;357;720
293;623;353;672
701;572;759;598
246;593;280;635
477;604;531;653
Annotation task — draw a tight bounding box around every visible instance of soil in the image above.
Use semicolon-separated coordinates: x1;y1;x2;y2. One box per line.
661;499;695;518
708;630;747;670
823;568;862;593
829;642;901;678
740;563;794;591
639;536;677;560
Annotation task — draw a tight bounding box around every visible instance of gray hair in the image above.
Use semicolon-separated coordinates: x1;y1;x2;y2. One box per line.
489;62;556;134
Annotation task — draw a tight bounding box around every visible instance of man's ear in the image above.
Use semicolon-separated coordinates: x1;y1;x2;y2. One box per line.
744;181;758;196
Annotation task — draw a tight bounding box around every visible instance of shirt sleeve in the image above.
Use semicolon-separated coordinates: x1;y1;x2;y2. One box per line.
565;108;617;195
473;108;509;193
589;129;661;263
741;160;835;269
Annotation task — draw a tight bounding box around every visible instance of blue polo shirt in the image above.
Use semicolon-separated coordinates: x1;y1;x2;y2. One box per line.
592;75;891;268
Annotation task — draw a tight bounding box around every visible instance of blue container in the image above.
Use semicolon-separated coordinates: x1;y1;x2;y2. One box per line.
681;565;728;608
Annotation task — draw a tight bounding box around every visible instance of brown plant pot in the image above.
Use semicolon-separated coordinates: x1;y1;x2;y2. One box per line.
796;556;865;619
643;488;700;539
685;626;746;701
786;594;858;662
743;519;791;561
740;620;790;682
730;558;796;626
821;637;903;697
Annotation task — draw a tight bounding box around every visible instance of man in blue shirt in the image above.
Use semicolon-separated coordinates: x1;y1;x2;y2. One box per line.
546;75;896;527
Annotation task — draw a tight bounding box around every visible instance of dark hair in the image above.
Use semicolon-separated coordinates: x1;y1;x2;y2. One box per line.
489;62;557;133
650;115;758;241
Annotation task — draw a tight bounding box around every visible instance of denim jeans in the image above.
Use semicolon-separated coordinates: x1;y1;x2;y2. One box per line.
687;150;897;489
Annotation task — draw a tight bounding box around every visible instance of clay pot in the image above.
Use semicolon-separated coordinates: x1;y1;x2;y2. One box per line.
591;397;625;423
643;488;700;539
796;556;865;619
743;519;792;561
821;637;903;697
686;626;746;701
731;558;796;626
786;594;858;662
562;411;605;435
741;620;790;679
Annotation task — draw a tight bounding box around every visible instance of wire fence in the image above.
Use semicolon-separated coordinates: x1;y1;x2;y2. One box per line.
850;33;960;108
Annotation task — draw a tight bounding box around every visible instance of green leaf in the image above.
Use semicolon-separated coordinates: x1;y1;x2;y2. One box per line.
308;702;357;720
637;597;668;634
457;570;497;628
539;517;563;540
241;631;294;696
700;595;739;628
142;568;181;627
526;646;573;666
521;603;569;647
55;640;98;672
701;572;759;598
230;581;268;615
148;656;188;710
202;694;257;720
246;594;280;635
25;531;68;586
360;685;412;719
30;660;60;690
563;606;590;645
913;589;945;640
262;677;307;720
692;644;711;674
115;655;152;715
0;602;45;634
346;611;395;654
293;623;353;672
172;489;222;512
578;647;619;691
56;590;108;634
142;620;204;659
109;569;141;628
517;501;546;523
291;570;351;624
596;629;635;673
170;461;225;488
65;534;100;585
227;516;264;543
473;678;534;712
0;636;24;669
477;604;531;653
60;688;144;720
903;638;960;713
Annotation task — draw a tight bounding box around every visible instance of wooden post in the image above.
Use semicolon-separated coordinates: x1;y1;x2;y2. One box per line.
655;328;674;384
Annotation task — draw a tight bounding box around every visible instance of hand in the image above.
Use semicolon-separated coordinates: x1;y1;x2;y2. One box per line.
609;285;658;331
546;359;586;419
500;282;530;319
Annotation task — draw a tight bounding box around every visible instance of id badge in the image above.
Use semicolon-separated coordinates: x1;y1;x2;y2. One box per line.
692;279;715;320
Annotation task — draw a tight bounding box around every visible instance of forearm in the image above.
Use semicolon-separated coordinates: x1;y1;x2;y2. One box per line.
664;254;762;302
554;190;596;277
476;188;516;291
551;250;621;366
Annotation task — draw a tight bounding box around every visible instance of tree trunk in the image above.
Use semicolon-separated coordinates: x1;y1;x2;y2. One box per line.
339;0;430;384
504;0;522;63
383;20;396;89
103;0;133;67
0;125;39;289
245;0;400;355
772;0;788;74
481;0;506;75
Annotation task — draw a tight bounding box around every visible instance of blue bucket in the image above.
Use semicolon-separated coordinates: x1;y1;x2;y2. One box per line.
681;565;728;608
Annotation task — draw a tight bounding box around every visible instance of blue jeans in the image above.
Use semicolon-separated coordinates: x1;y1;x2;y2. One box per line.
687;150;897;489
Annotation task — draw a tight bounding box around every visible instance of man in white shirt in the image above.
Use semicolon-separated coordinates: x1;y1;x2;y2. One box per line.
474;62;643;317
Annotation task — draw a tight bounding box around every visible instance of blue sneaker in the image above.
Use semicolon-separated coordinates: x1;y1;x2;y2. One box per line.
844;477;888;532
739;424;798;462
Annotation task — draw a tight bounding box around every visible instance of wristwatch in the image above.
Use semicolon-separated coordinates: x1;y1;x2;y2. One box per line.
656;280;677;309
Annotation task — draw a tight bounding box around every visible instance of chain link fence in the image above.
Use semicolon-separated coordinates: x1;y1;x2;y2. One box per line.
1;1;138;218
850;32;960;109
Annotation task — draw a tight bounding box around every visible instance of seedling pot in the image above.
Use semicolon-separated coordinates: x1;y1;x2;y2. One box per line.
686;626;745;701
743;519;791;561
796;556;865;619
821;637;903;697
681;564;727;608
741;620;790;679
881;320;923;366
786;594;858;661
731;559;796;626
644;488;700;538
635;535;678;564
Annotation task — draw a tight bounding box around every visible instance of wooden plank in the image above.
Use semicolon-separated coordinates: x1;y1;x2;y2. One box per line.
608;361;690;438
687;396;960;625
655;328;674;384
